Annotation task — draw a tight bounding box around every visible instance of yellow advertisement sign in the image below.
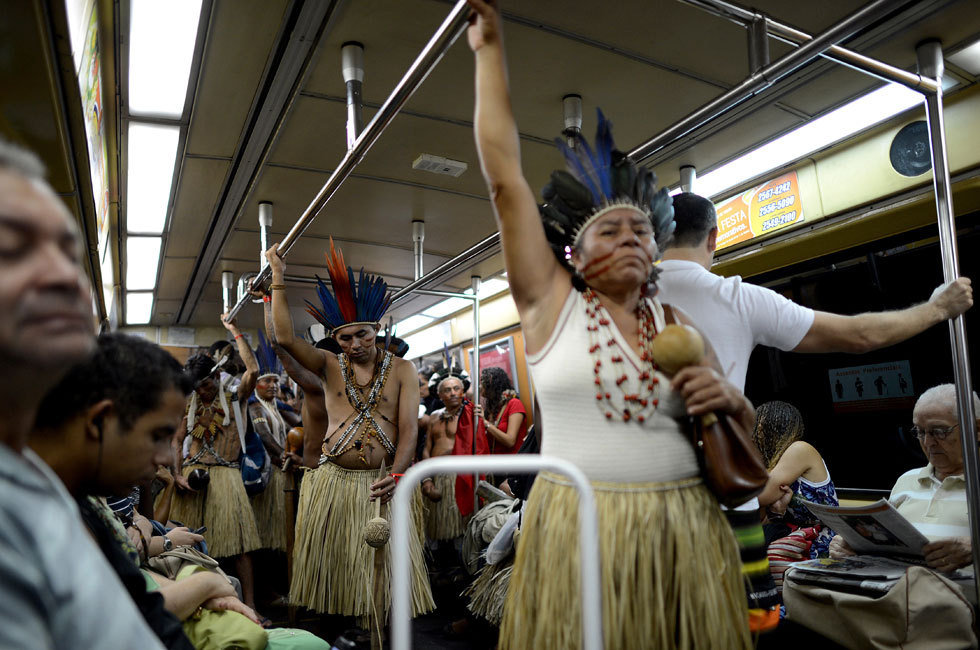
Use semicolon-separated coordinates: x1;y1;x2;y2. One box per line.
715;171;804;251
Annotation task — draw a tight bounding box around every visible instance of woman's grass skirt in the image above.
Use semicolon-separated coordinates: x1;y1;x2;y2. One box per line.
289;462;435;620
169;464;262;559
424;474;465;541
250;465;288;552
499;473;752;650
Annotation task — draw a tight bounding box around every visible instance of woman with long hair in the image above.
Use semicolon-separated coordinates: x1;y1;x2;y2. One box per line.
475;366;527;455
753;400;838;558
467;1;753;647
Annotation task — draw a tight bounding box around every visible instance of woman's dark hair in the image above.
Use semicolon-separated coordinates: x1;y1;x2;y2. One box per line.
751;400;805;470
35;333;193;431
481;366;515;422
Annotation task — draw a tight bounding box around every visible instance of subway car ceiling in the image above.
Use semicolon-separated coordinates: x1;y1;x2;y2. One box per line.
4;0;980;340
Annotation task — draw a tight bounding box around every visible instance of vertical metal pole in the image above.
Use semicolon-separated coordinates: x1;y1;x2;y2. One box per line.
679;165;697;194
562;94;583;148
747;15;770;71
916;40;980;602
412;220;425;281
471;275;481;507
342;41;365;150
258;202;273;272
221;271;234;313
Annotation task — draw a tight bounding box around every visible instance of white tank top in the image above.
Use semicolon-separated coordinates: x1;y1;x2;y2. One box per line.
528;289;699;482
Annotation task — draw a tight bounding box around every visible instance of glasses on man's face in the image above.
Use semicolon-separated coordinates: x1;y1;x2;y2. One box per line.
911;423;959;442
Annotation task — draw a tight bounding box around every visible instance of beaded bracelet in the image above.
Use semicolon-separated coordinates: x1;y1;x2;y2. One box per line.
234;333;244;340
389;472;404;484
263;295;271;303
270;284;287;290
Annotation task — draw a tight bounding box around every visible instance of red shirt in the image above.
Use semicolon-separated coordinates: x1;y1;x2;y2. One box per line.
488;397;528;455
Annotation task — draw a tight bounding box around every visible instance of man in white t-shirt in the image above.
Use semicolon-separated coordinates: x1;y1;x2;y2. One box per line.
658;193;973;393
657;192;973;631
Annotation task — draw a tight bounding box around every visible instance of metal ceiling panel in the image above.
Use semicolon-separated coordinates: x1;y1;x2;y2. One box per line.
166;157;230;257
185;0;292;157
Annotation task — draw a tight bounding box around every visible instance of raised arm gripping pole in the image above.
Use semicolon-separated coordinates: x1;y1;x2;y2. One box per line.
391;455;603;650
224;0;472;322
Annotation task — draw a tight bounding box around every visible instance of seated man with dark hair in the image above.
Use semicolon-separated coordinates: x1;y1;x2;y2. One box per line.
31;333;197;649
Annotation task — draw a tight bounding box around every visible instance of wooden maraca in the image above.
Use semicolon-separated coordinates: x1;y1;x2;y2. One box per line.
650;323;767;507
363;461;390;548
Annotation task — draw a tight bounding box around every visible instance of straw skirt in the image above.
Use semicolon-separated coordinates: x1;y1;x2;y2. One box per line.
424;474;465;541
250;465;288;552
499;473;751;650
169;464;263;559
465;558;514;626
290;462;434;619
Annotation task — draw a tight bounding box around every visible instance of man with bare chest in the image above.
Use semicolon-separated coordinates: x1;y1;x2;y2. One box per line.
265;241;434;621
421;377;467;540
170;315;263;613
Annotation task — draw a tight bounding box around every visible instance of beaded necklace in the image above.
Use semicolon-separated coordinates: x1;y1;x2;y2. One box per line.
584;288;661;423
321;351;396;465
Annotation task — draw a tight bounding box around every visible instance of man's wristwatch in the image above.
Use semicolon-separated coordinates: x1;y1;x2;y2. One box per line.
162;535;174;552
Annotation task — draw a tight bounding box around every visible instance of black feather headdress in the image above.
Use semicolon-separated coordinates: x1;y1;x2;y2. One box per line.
538;109;675;273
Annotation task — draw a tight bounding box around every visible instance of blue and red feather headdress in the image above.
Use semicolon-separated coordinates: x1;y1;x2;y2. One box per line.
305;238;392;336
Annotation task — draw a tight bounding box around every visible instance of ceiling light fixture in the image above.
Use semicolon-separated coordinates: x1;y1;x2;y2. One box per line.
126;123;180;234
126;292;154;324
128;0;203;117
126;236;163;290
696;82;924;200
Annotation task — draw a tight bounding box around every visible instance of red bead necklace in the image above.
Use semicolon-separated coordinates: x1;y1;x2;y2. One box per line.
584;288;661;423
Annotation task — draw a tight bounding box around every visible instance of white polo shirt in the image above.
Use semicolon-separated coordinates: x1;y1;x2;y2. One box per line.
657;259;815;392
889;464;969;541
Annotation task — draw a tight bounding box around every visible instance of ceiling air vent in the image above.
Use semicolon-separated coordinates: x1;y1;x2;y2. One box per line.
413;153;467;177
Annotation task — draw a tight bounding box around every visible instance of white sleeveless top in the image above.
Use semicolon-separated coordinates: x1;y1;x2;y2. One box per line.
527;289;700;483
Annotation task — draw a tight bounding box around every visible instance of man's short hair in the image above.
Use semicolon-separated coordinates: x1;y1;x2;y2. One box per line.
437;376;464;393
184;353;217;387
670;193;718;248
35;334;192;431
0;137;47;181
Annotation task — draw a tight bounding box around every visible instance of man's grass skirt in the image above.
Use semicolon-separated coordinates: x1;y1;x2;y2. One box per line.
465;558;514;626
289;462;434;620
499;472;751;650
169;464;262;559
424;474;465;541
250;465;288;552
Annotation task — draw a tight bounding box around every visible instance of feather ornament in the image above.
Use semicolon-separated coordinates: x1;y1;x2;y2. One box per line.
304;238;392;334
255;330;282;377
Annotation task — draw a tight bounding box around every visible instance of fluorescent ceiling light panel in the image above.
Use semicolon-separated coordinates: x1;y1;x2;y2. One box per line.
696;83;923;199
128;0;203;117
126;236;162;290
126;292;154;324
126;123;180;233
396;314;434;334
422;297;472;319
948;39;980;75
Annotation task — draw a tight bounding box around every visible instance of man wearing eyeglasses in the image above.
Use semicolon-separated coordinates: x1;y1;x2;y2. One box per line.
830;383;976;571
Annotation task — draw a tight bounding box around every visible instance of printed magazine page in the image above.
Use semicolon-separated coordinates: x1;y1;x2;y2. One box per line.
805;498;929;557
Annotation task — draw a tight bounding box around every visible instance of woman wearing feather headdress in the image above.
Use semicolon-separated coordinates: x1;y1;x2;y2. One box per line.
263;239;434;622
468;1;753;647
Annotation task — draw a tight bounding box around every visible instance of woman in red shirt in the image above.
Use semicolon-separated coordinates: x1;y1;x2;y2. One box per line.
474;366;527;455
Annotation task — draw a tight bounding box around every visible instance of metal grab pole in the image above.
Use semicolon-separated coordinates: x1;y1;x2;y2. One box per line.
222;271;234;314
389;233;500;305
471;275;481;509
391;455;603;650
225;0;472;322
258;202;273;272
916;40;980;606
679;0;938;93
629;0;922;163
412;220;425;281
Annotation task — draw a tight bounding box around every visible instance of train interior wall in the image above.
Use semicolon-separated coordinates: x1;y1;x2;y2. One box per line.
742;208;980;490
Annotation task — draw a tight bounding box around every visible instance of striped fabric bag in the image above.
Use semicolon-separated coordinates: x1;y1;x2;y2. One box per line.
768;526;819;592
